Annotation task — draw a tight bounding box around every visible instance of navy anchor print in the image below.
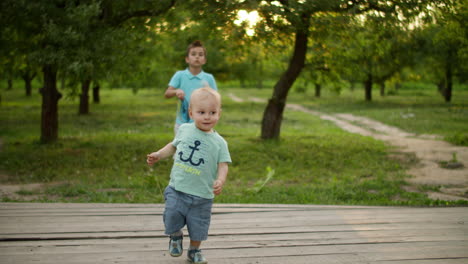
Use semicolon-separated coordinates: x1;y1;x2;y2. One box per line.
179;140;205;166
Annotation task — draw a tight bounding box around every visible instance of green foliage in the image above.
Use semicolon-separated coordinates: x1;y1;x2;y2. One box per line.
446;132;468;146
1;0;465;100
411;0;467;85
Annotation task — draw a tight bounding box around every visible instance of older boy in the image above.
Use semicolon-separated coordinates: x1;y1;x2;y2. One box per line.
164;40;218;134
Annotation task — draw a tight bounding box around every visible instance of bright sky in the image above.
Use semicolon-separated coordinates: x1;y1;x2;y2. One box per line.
234;10;260;36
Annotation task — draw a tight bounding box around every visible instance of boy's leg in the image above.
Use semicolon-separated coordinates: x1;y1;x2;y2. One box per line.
163;186;187;257
190;240;202;249
186;196;212;264
186;196;213;242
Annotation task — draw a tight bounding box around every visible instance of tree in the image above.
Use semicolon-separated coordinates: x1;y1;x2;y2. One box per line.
73;1;176;114
108;0;244;89
334;14;413;101
1;0;175;143
19;60;38;96
414;0;467;102
301;13;351;97
255;0;452;139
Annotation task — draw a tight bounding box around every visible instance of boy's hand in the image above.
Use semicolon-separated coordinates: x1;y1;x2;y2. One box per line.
175;89;185;100
146;152;161;166
213;179;224;195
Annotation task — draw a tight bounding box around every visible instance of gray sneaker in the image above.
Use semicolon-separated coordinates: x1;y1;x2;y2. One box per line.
187;249;207;264
168;235;183;257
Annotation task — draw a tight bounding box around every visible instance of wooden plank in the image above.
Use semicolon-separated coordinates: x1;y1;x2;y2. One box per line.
1;202;465;214
4;208;464;225
0;224;464;245
1;221;464;241
0;241;466;264
1;212;464;232
1;232;466;255
1;202;466;221
0;252;368;264
375;260;467;264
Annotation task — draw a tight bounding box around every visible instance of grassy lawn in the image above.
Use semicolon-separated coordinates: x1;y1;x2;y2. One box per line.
235;82;468;146
0;83;467;205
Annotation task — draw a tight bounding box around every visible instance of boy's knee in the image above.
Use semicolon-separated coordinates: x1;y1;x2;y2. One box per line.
164;209;185;234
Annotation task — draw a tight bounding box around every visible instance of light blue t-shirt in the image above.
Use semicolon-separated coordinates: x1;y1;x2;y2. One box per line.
169;123;231;199
168;69;218;124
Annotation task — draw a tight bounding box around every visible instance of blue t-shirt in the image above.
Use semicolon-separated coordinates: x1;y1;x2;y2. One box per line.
169;69;218;124
169;123;231;199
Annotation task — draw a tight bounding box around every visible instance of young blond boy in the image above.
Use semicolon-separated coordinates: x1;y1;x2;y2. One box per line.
147;87;230;264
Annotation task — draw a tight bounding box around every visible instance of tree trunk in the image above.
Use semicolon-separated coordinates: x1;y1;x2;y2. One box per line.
20;64;37;96
395;82;401;90
93;82;100;103
79;79;91;115
437;80;445;96
6;66;14;90
445;70;452;103
261;25;309;139
257;59;263;89
314;83;321;98
444;53;453;103
364;73;373;101
240;79;246;88
22;71;36;97
40;65;61;143
379;82;385;97
25;78;32;96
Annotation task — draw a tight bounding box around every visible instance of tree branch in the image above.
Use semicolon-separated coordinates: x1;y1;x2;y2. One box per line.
108;0;176;26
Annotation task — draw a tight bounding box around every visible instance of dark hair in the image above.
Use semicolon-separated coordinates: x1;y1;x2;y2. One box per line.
186;40;207;57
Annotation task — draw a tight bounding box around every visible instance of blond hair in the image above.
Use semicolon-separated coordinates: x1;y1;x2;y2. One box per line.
189;87;221;109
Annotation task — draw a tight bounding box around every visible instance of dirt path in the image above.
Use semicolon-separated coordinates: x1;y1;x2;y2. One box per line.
229;93;468;201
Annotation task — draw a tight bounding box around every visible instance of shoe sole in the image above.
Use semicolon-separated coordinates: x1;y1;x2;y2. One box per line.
187;259;207;264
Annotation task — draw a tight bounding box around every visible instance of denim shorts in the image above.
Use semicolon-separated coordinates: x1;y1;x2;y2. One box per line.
163;186;213;241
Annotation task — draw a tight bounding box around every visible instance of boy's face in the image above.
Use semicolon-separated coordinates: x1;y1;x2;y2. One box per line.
189;96;221;133
185;47;206;68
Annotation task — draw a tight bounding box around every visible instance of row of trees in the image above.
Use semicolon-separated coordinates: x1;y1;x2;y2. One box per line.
1;0;466;142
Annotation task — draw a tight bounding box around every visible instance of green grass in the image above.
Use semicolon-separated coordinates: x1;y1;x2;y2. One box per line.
230;82;468;146
0;84;467;205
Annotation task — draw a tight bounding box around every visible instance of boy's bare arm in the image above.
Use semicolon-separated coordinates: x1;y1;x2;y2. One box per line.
147;143;176;166
213;162;229;195
165;86;185;100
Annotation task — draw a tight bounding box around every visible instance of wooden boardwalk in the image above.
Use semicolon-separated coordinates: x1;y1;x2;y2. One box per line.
0;203;467;264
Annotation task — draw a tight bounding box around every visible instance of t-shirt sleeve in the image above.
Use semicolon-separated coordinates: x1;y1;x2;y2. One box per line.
172;123;186;146
207;74;217;90
168;71;181;88
218;138;231;164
